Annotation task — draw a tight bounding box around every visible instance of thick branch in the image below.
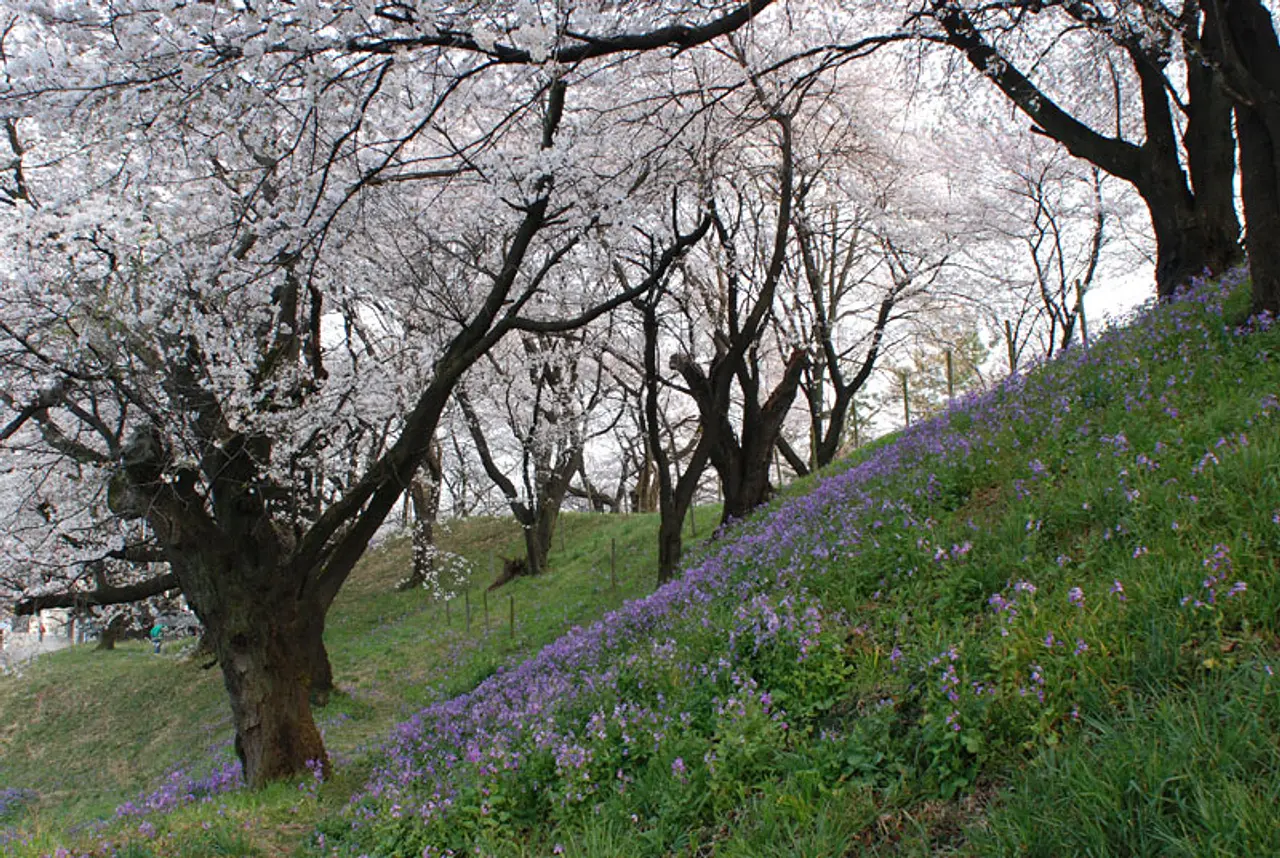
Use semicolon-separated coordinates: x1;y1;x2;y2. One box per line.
15;571;180;615
345;2;775;63
929;1;1143;183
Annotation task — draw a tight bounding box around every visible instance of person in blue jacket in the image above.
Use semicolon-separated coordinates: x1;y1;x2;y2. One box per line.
149;622;165;654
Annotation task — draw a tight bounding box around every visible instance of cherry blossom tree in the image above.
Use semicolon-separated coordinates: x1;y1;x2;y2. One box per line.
455;327;617;578
0;0;769;786
916;0;1243;296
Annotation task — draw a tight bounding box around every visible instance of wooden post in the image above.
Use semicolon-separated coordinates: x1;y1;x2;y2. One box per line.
610;538;617;591
559;518;566;553
445;597;450;626
945;349;955;403
483;588;489;632
900;371;911;427
774;447;783;486
1004;319;1017;374
851;398;860;449
465;590;471;633
689;501;697;538
509;595;515;639
1076;279;1090;355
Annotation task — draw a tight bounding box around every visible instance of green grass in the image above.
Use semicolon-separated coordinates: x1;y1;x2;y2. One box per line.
0;509;702;854
4;273;1280;857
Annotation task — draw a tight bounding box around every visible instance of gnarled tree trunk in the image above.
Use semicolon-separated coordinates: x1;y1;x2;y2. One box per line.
185;557;331;783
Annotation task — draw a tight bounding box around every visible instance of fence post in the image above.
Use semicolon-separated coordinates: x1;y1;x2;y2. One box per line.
610;538;617;591
900;370;911;427
465;590;471;633
1004;319;1017;374
483;588;489;632
509;595;515;639
945;349;954;403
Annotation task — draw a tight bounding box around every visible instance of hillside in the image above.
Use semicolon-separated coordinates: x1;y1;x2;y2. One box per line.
4;271;1280;857
0;511;692;855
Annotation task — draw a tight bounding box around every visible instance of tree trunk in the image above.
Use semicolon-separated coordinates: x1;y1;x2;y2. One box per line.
209;599;329;786
95;614;128;651
656;511;684;584
1214;0;1280;315
634;451;659;513
1143;186;1241;297
1132;56;1242;297
522;514;553;575
706;349;808;526
721;455;774;523
399;440;443;592
1237;104;1280;316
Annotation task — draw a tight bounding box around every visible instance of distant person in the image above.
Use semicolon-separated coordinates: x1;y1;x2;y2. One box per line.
150;622;165;654
38;623;45;642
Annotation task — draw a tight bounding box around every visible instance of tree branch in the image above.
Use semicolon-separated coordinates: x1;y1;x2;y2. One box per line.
15;571;180;616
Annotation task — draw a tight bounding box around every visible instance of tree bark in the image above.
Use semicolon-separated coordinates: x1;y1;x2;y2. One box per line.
1208;0;1280;315
215;610;329;783
300;613;333;707
173;545;330;783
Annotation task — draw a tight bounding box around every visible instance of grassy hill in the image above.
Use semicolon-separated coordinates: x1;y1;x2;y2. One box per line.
0;510;700;855
3;270;1280;857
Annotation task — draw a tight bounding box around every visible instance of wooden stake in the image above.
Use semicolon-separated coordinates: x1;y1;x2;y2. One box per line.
689;502;697;538
445;597;450;626
465;590;471;633
483;588;489;631
945;349;954;403
900;371;911;427
610;538;617;591
509;595;515;639
1004;319;1016;374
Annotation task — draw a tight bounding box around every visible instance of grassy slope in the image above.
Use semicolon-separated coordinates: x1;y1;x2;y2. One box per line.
3;274;1279;857
0;508;713;854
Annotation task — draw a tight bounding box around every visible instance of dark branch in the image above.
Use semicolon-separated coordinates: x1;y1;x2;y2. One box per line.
15;571;180;616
